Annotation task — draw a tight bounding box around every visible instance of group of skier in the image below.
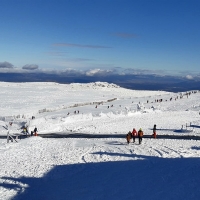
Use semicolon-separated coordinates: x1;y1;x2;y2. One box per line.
126;124;157;145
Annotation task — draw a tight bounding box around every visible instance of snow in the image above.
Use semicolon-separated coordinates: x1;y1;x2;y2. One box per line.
0;81;200;200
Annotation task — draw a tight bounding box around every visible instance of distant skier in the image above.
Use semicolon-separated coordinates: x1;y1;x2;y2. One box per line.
34;127;38;136
138;128;143;144
152;124;157;138
21;125;29;135
25;126;29;135
31;131;34;136
131;128;138;143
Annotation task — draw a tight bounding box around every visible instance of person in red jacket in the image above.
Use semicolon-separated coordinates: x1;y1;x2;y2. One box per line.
131;128;138;143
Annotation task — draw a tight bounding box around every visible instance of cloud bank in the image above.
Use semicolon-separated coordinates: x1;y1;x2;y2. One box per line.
0;63;200;92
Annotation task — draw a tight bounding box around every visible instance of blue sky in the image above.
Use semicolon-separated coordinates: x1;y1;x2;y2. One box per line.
0;0;200;75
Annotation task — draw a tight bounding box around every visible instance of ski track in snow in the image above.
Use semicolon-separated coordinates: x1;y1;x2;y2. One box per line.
1;137;200;200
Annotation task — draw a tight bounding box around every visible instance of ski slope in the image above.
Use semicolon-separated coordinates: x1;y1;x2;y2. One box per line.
0;82;200;200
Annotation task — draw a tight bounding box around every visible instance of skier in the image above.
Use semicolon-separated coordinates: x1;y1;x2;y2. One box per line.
138;128;143;144
34;127;38;136
152;124;157;138
131;128;138;143
21;125;29;135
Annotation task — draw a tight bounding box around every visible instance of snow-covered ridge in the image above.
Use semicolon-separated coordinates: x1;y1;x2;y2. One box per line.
0;81;120;89
70;81;120;89
0;81;171;117
0;81;199;136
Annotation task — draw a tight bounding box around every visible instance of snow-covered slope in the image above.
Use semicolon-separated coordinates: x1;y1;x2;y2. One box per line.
0;82;200;200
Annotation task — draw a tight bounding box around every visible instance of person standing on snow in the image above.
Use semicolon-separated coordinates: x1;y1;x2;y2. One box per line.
131;128;138;143
138;128;143;144
126;131;132;144
25;126;29;135
34;127;38;136
21;125;29;135
152;124;157;138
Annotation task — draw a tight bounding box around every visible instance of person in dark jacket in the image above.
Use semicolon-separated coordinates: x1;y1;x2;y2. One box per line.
138;128;143;144
126;131;132;144
34;127;38;136
152;124;157;138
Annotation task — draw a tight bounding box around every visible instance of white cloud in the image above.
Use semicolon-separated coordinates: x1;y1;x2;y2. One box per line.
86;69;113;76
185;75;193;80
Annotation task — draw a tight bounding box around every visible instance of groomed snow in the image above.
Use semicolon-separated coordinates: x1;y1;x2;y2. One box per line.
0;82;200;200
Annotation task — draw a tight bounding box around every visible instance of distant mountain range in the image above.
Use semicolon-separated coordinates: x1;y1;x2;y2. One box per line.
0;72;200;92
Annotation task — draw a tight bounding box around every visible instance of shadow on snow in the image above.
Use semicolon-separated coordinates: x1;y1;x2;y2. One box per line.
1;132;200;141
1;153;200;200
190;125;200;129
